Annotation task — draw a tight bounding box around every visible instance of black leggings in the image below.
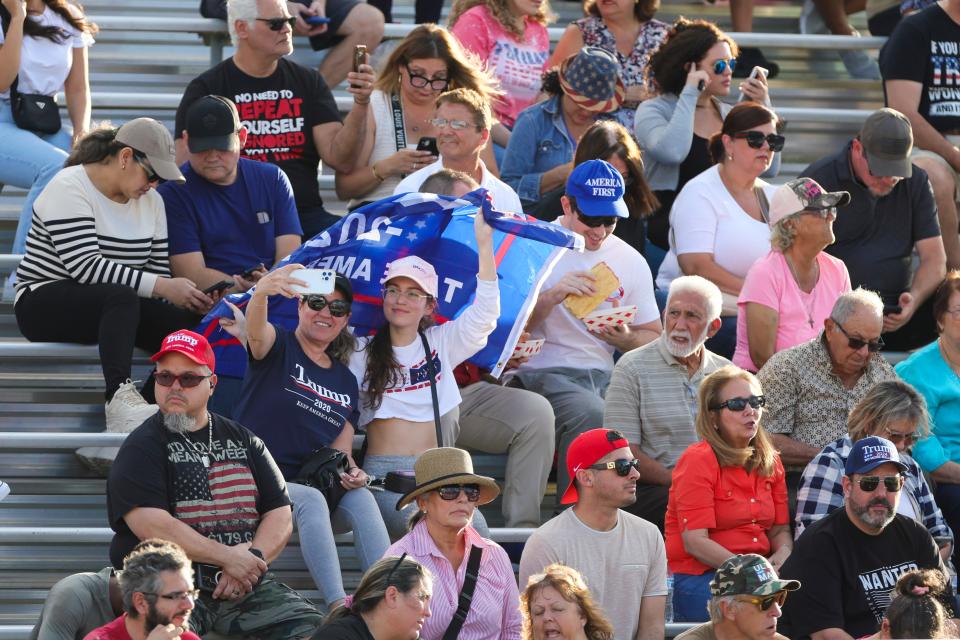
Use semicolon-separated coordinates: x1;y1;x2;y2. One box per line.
367;0;443;23
15;281;201;400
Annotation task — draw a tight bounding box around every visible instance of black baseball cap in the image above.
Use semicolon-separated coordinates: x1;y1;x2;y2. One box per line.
185;95;241;153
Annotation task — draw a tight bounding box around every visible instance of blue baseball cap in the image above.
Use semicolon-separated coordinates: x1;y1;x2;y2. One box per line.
845;436;908;476
565;159;629;218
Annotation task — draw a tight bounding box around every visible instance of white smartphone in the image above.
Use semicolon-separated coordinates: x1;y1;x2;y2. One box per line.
290;268;336;295
0;481;9;502
738;66;769;103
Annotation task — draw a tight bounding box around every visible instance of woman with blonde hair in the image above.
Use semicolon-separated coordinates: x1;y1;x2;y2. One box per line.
334;24;500;209
521;563;614;640
665;365;791;622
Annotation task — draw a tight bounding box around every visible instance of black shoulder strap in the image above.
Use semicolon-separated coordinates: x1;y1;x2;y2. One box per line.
442;545;483;640
390;92;407;152
418;329;443;448
755;186;770;224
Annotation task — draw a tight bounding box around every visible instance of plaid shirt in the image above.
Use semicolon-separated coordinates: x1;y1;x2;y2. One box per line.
795;435;953;545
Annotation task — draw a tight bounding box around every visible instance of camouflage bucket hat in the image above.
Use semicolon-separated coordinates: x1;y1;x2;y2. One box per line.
710;554;801;597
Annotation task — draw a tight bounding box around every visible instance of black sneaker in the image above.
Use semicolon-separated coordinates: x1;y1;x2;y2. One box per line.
735;46;781;79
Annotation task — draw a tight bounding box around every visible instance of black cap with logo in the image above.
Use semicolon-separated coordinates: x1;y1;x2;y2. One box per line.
185;95;241;153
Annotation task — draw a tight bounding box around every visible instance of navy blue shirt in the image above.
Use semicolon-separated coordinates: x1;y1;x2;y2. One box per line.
234;325;358;479
159;158;302;275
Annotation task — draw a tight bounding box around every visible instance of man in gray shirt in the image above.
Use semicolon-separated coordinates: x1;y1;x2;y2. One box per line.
30;567;122;639
604;275;730;531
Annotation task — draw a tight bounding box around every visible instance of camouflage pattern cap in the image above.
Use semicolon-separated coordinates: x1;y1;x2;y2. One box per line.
709;554;801;597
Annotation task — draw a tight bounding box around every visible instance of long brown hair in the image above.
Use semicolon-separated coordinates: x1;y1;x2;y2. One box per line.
448;0;554;40
1;0;97;42
361;313;436;411
325;555;432;623
647;18;736;96
584;0;659;23
65;124;126;167
574;120;659;217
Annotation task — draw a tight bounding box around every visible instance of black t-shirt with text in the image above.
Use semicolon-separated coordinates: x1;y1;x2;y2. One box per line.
176;57;341;213
106;412;291;568
777;509;952;640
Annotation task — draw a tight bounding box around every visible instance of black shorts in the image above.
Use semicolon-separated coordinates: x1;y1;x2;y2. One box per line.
294;0;363;51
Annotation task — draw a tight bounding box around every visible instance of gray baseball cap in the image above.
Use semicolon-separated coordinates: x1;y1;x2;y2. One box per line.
115;118;185;184
860;108;913;178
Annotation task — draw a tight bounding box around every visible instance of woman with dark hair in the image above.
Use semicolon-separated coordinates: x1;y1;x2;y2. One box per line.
334;24;500;210
635;18;775;252
0;0;97;257
13;120;211;469
655;102;784;358
521;563;614;640
870;569;956;639
547;0;668;132
317;555;434;640
665;365;791;622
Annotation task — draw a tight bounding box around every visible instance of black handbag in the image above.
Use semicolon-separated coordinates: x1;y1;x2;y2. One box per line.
294;446;350;511
10;77;61;135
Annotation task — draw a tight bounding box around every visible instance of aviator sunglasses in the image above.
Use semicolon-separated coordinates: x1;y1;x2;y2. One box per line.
733;131;786;152
712;58;737;75
712;395;766;412
302;295;351;317
857;475;904;492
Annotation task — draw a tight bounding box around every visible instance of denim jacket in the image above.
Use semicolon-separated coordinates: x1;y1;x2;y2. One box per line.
501;95;575;203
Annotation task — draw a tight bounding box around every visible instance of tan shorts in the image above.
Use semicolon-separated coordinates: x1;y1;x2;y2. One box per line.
911;135;960;198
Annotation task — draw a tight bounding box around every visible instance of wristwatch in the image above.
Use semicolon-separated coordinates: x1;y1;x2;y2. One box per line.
249;547;265;562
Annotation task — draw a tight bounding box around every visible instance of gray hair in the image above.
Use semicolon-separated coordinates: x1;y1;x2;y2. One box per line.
770;214;800;252
667;275;723;322
848;379;931;441
831;288;884;325
227;0;258;47
709;595;742;623
119;539;191;616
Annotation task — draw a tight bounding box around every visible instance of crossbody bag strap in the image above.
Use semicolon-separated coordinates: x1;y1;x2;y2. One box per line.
390;92;407;152
418;330;443;448
442;545;484;640
755;186;771;224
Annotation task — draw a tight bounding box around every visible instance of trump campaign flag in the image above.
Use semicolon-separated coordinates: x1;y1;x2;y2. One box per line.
197;189;583;379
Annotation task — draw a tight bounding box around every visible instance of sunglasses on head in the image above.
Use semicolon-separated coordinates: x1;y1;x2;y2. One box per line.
576;213;618;228
857;474;904;492
733;131;786;152
832;319;884;352
712;58;737;75
437;483;481;501
737;591;788;611
302;295;351;317
587;458;641;476
154;371;213;388
256;16;296;30
132;151;164;184
712;395;766;412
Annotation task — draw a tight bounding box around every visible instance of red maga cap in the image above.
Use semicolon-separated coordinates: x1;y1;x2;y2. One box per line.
560;428;629;504
151;330;215;370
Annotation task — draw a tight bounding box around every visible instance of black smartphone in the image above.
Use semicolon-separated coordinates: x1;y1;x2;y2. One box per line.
202;280;234;296
241;263;265;280
883;304;902;316
195;563;222;593
417;136;439;156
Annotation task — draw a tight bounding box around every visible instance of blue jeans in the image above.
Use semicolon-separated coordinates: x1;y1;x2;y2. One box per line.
287;482;390;605
673;571;715;622
0;98;72;255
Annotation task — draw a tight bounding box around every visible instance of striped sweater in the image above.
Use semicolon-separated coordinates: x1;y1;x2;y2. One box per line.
14;165;170;302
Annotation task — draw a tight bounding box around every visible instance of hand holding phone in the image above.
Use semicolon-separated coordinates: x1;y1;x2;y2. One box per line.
304;15;330;24
738;66;769;102
417;136;439;157
241;263;266;280
290;268;336;295
351;44;368;90
202;280;234;296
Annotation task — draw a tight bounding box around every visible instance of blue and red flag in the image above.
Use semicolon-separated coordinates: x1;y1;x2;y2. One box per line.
196;189;583;379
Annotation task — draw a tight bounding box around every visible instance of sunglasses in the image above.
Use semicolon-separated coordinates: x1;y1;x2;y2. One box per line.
132;151;164;184
436;483;481;501
883;427;919;446
733;131;786;152
404;65;449;91
712;58;737;75
302;295;351;317
712;395;766;412
801;207;837;219
576;213;619;228
588;458;641;476
256;16;296;30
737;591;788;611
154;371;213;388
833;320;884;352
857;475;904;492
145;589;201;602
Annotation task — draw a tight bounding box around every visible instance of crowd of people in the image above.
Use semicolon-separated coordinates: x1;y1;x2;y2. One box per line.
7;0;960;637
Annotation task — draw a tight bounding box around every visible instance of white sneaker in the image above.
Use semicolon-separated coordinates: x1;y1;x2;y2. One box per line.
77;381;159;475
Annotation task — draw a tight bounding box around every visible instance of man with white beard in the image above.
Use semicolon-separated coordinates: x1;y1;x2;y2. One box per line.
603;275;730;530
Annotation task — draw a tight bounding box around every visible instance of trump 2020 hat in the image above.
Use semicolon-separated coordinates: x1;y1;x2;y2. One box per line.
767;177;851;226
561;428;630;504
565;159;629;218
860;108;913;178
185;95;242;153
151;330;216;371
710;554;801;597
115;118;185;184
845;436;909;476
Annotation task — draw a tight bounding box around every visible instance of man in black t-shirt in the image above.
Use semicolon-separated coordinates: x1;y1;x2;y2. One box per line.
881;0;960;273
106;330;323;639
802;109;946;351
176;0;375;239
778;437;953;640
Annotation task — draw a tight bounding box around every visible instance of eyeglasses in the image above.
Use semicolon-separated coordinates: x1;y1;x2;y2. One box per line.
801;207;837;219
712;58;737;75
883;427;919;446
382;286;432;302
712;395;766;412
832;320;884;352
154;371;213;388
587;458;641;476
430;117;475;131
576;213;618;228
132;151;164;184
437;483;481;501
857;474;904;492
302;295;351;317
144;589;201;602
736;591;788;611
944;307;960;320
385;552;407;586
256;16;296;30
404;65;449;91
733;131;786;152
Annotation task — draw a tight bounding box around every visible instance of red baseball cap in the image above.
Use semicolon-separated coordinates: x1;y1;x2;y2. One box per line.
151;330;215;370
560;428;630;504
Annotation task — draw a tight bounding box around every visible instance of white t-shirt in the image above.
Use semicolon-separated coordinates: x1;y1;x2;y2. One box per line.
519;508;668;640
393;158;523;213
517;219;659;372
656;165;775;289
1;6;93;99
